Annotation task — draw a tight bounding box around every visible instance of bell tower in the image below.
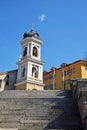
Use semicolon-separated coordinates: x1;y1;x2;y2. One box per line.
15;29;44;90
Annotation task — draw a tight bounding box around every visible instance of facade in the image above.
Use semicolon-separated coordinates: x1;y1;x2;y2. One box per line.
43;60;87;90
0;29;44;91
0;70;17;91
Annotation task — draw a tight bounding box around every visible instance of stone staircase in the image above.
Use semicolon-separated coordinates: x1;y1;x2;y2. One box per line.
0;90;83;130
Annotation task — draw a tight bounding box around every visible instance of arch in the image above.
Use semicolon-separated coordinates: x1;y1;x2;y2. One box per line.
33;46;38;57
6;80;9;85
23;47;27;56
32;88;37;90
21;67;25;77
32;66;38;78
6;74;9;86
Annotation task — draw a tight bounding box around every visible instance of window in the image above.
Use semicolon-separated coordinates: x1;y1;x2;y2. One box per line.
6;75;9;86
6;80;9;85
44;84;56;90
72;68;76;73
85;67;87;71
33;46;38;57
7;75;9;78
64;71;66;76
67;69;72;76
44;75;56;81
53;75;56;78
23;47;27;56
44;77;49;81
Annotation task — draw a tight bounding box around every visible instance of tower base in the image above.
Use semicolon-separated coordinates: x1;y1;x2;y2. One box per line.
15;82;44;90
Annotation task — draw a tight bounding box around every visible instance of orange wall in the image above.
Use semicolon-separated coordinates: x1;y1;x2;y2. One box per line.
81;65;87;78
43;61;87;90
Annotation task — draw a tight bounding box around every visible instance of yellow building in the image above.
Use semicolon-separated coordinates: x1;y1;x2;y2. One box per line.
43;60;87;90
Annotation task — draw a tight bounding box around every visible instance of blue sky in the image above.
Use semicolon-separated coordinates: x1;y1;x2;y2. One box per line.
0;0;87;72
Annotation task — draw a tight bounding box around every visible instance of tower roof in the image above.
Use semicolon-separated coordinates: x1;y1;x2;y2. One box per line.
23;29;40;40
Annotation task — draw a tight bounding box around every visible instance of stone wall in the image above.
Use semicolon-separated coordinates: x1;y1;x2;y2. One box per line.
71;79;87;130
0;70;17;91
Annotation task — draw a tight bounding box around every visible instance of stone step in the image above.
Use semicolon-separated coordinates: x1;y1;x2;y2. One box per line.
0;90;72;99
0;120;83;130
0;90;83;129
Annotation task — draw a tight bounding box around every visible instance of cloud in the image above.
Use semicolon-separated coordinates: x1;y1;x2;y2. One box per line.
38;14;46;22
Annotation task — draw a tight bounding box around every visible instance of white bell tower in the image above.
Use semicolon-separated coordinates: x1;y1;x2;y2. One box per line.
15;29;44;90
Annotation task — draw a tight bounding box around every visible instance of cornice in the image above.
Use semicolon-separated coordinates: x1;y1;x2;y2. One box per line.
20;37;43;46
17;57;44;65
15;80;44;86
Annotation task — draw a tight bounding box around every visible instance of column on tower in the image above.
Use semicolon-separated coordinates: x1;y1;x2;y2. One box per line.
25;63;27;76
27;43;29;56
40;66;43;81
39;47;41;60
29;43;31;56
28;62;32;78
17;66;21;80
30;43;33;56
38;65;43;81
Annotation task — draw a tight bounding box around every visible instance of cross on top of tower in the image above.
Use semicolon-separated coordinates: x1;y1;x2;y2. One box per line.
31;23;34;31
23;24;40;39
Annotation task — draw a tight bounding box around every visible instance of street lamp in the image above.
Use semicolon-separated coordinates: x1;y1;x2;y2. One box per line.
60;63;67;90
51;67;56;90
